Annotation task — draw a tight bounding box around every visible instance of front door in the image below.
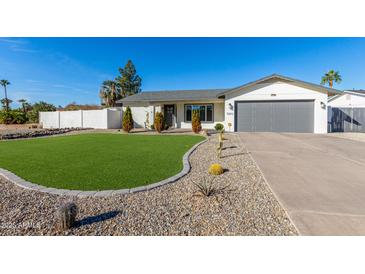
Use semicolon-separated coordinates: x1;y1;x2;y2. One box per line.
164;105;175;128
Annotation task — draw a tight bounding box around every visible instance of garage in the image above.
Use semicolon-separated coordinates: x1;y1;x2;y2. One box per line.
235;100;314;132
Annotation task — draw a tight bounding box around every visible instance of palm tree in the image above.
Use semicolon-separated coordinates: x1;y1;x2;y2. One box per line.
99;80;120;107
0;79;10;112
321;70;342;88
18;99;27;113
1;98;12;110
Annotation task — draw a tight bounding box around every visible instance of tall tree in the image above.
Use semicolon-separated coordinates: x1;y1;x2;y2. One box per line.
18;99;27;113
1;98;12;110
27;101;56;123
116;60;142;98
321;70;342;88
99;80;120;107
0;79;10;112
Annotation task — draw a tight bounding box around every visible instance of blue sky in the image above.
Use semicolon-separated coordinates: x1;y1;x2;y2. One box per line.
1;37;365;107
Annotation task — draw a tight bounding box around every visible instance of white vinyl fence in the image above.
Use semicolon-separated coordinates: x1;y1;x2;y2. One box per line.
39;108;123;129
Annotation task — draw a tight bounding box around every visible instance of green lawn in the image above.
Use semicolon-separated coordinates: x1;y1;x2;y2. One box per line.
0;133;205;191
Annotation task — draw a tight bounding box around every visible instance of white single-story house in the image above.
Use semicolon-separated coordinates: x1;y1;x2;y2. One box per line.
328;90;365;107
118;74;341;133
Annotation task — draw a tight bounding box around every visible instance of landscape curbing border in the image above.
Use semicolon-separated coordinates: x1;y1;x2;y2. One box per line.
0;137;208;198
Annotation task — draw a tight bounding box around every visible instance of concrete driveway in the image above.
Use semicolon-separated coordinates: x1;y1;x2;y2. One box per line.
238;133;365;235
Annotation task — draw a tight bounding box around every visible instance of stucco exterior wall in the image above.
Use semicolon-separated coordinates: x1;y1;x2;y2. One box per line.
123;104;154;128
328;92;365;107
176;102;225;129
224;81;328;133
125;102;224;129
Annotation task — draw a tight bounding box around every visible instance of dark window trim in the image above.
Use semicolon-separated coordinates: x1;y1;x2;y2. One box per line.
184;103;214;123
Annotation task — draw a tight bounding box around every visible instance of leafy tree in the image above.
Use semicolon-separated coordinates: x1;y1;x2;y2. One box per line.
192;109;201;133
321;70;342;88
27;101;56;123
0;79;10;112
116;60;142;98
99;80;121;107
122;106;134;132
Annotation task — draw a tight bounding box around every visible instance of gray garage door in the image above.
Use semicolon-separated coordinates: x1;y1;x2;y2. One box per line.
235;100;314;132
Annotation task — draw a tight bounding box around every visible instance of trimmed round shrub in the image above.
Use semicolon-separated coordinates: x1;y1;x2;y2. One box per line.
122;106;134;133
154;111;164;133
208;163;224;175
214;123;224;132
192;109;201;133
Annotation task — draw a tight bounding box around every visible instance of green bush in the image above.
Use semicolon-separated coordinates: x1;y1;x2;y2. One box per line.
122;106;134;133
27;101;56;123
214;123;224;132
154;111;164;133
0;111;12;124
192;109;201;133
0;110;27;124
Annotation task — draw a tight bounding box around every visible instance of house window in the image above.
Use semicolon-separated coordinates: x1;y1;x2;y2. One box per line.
184;104;214;122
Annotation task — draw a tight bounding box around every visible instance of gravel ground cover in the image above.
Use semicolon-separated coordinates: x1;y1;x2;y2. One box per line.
0;133;298;235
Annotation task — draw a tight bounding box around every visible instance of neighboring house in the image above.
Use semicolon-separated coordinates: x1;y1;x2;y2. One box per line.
117;74;341;133
328;90;365;107
328;90;365;133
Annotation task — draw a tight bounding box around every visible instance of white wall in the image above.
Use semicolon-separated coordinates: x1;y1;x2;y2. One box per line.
123;104;154;128
328;92;365;107
40;108;123;129
83;109;108;129
39;111;60;128
224;81;328;133
59;110;82;128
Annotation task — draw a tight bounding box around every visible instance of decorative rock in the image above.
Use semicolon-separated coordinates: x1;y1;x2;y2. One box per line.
55;202;77;231
0;128;89;140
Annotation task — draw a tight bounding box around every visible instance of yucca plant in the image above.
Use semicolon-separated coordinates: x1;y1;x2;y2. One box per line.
193;176;229;197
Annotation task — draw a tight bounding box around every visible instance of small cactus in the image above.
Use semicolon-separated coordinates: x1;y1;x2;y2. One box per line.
209;163;224;175
55;202;77;231
217;140;223;158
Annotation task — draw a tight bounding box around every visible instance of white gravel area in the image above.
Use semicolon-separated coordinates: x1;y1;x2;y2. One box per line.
0;133;297;235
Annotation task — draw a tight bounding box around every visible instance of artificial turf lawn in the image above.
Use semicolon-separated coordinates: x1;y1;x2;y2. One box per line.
0;133;205;191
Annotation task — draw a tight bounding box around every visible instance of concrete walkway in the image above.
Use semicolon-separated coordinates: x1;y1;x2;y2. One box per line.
238;133;365;235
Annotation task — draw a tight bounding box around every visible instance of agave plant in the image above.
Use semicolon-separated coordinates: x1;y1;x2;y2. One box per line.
193;176;230;197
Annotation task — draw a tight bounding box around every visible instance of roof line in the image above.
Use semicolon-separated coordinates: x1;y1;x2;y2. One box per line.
217;73;343;96
139;88;229;93
328;90;365;101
